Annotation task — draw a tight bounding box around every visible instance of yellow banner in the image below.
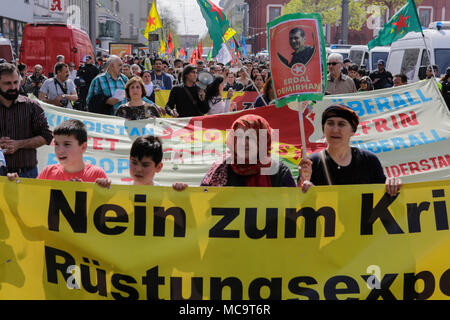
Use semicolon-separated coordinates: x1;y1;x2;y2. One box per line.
154;90;246;110
1;177;449;300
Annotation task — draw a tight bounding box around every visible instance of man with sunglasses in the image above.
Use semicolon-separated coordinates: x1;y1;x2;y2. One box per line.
325;53;356;95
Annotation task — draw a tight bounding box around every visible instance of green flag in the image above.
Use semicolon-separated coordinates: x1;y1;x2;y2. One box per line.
368;0;422;50
196;0;232;57
207;43;213;61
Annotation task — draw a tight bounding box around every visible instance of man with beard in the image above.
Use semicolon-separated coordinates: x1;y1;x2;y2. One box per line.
150;58;173;90
0;63;53;178
278;28;315;68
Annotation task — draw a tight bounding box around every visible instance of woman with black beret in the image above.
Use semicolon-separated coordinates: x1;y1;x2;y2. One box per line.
298;105;402;196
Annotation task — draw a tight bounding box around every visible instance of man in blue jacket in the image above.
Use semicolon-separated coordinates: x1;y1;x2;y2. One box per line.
150;58;173;91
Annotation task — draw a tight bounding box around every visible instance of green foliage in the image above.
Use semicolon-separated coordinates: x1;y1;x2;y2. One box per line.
282;0;423;30
283;0;367;31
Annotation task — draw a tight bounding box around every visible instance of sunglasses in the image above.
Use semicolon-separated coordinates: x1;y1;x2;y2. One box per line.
327;62;339;66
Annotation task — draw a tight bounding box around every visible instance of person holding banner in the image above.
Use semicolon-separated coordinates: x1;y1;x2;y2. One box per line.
201;114;296;187
253;77;274;108
205;75;232;115
244;74;265;92
298;105;401;196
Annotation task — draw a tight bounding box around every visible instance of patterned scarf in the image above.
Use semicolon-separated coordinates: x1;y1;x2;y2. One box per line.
201;114;273;187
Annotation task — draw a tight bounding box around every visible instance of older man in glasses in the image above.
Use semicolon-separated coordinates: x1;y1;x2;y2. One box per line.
325;53;356;95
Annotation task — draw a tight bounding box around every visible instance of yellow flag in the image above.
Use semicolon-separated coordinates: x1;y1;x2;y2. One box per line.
158;40;166;56
223;27;237;41
144;1;163;39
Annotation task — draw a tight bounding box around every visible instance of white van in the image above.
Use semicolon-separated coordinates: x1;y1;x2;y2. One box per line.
386;21;450;83
349;45;390;72
0;37;13;62
329;48;350;60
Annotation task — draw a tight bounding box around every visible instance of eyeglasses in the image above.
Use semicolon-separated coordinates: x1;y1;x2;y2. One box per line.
327;62;339;66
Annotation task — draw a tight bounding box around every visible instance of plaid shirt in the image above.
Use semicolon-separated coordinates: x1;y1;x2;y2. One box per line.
86;72;129;111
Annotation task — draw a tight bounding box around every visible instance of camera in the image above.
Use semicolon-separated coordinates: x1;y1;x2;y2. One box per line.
60;98;69;107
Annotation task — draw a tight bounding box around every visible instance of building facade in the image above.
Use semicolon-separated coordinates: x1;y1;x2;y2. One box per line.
34;0;90;32
244;0;288;53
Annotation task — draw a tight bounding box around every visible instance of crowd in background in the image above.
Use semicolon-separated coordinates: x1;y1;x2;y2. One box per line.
1;48;449;121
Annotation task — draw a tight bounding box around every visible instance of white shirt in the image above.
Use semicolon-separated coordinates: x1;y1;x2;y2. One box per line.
40;77;76;109
144;82;154;97
207;96;231;115
69;69;77;81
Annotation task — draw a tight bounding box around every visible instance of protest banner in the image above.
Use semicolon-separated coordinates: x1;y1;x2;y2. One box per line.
0;177;449;300
36;80;450;186
154;90;259;111
267;12;327;107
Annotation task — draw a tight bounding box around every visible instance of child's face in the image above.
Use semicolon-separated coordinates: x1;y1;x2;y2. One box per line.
130;156;163;185
54;135;87;168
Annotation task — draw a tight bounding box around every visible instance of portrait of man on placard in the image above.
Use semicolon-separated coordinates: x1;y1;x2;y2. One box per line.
277;27;315;68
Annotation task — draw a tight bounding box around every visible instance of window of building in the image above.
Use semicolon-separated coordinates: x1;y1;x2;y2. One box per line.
267;5;282;23
418;7;433;27
130;13;134;37
98;19;120;41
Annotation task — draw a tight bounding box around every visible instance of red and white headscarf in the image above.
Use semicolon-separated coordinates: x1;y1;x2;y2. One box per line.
202;114;273;187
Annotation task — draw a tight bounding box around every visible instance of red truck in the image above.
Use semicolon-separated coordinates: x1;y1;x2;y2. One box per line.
19;22;94;76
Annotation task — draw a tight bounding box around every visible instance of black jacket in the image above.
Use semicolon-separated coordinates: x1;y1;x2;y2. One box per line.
166;84;210;117
77;63;99;86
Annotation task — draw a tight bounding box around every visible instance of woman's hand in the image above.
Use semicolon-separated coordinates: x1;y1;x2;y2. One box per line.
226;89;234;100
298;157;313;193
7;172;19;181
96;178;112;189
300;180;314;193
172;182;188;191
298;157;313;182
385;177;402;196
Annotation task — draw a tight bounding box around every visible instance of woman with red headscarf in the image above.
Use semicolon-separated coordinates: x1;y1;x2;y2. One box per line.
201;114;296;187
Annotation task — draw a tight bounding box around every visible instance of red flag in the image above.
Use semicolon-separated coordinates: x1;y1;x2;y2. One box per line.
189;45;198;65
167;31;174;54
199;40;203;58
180;48;187;57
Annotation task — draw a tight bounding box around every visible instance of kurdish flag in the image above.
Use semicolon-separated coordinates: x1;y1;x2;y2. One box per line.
196;0;236;57
368;0;422;50
144;0;163;39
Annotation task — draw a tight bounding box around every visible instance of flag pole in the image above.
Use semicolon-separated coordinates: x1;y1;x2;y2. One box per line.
297;101;309;159
412;0;434;81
